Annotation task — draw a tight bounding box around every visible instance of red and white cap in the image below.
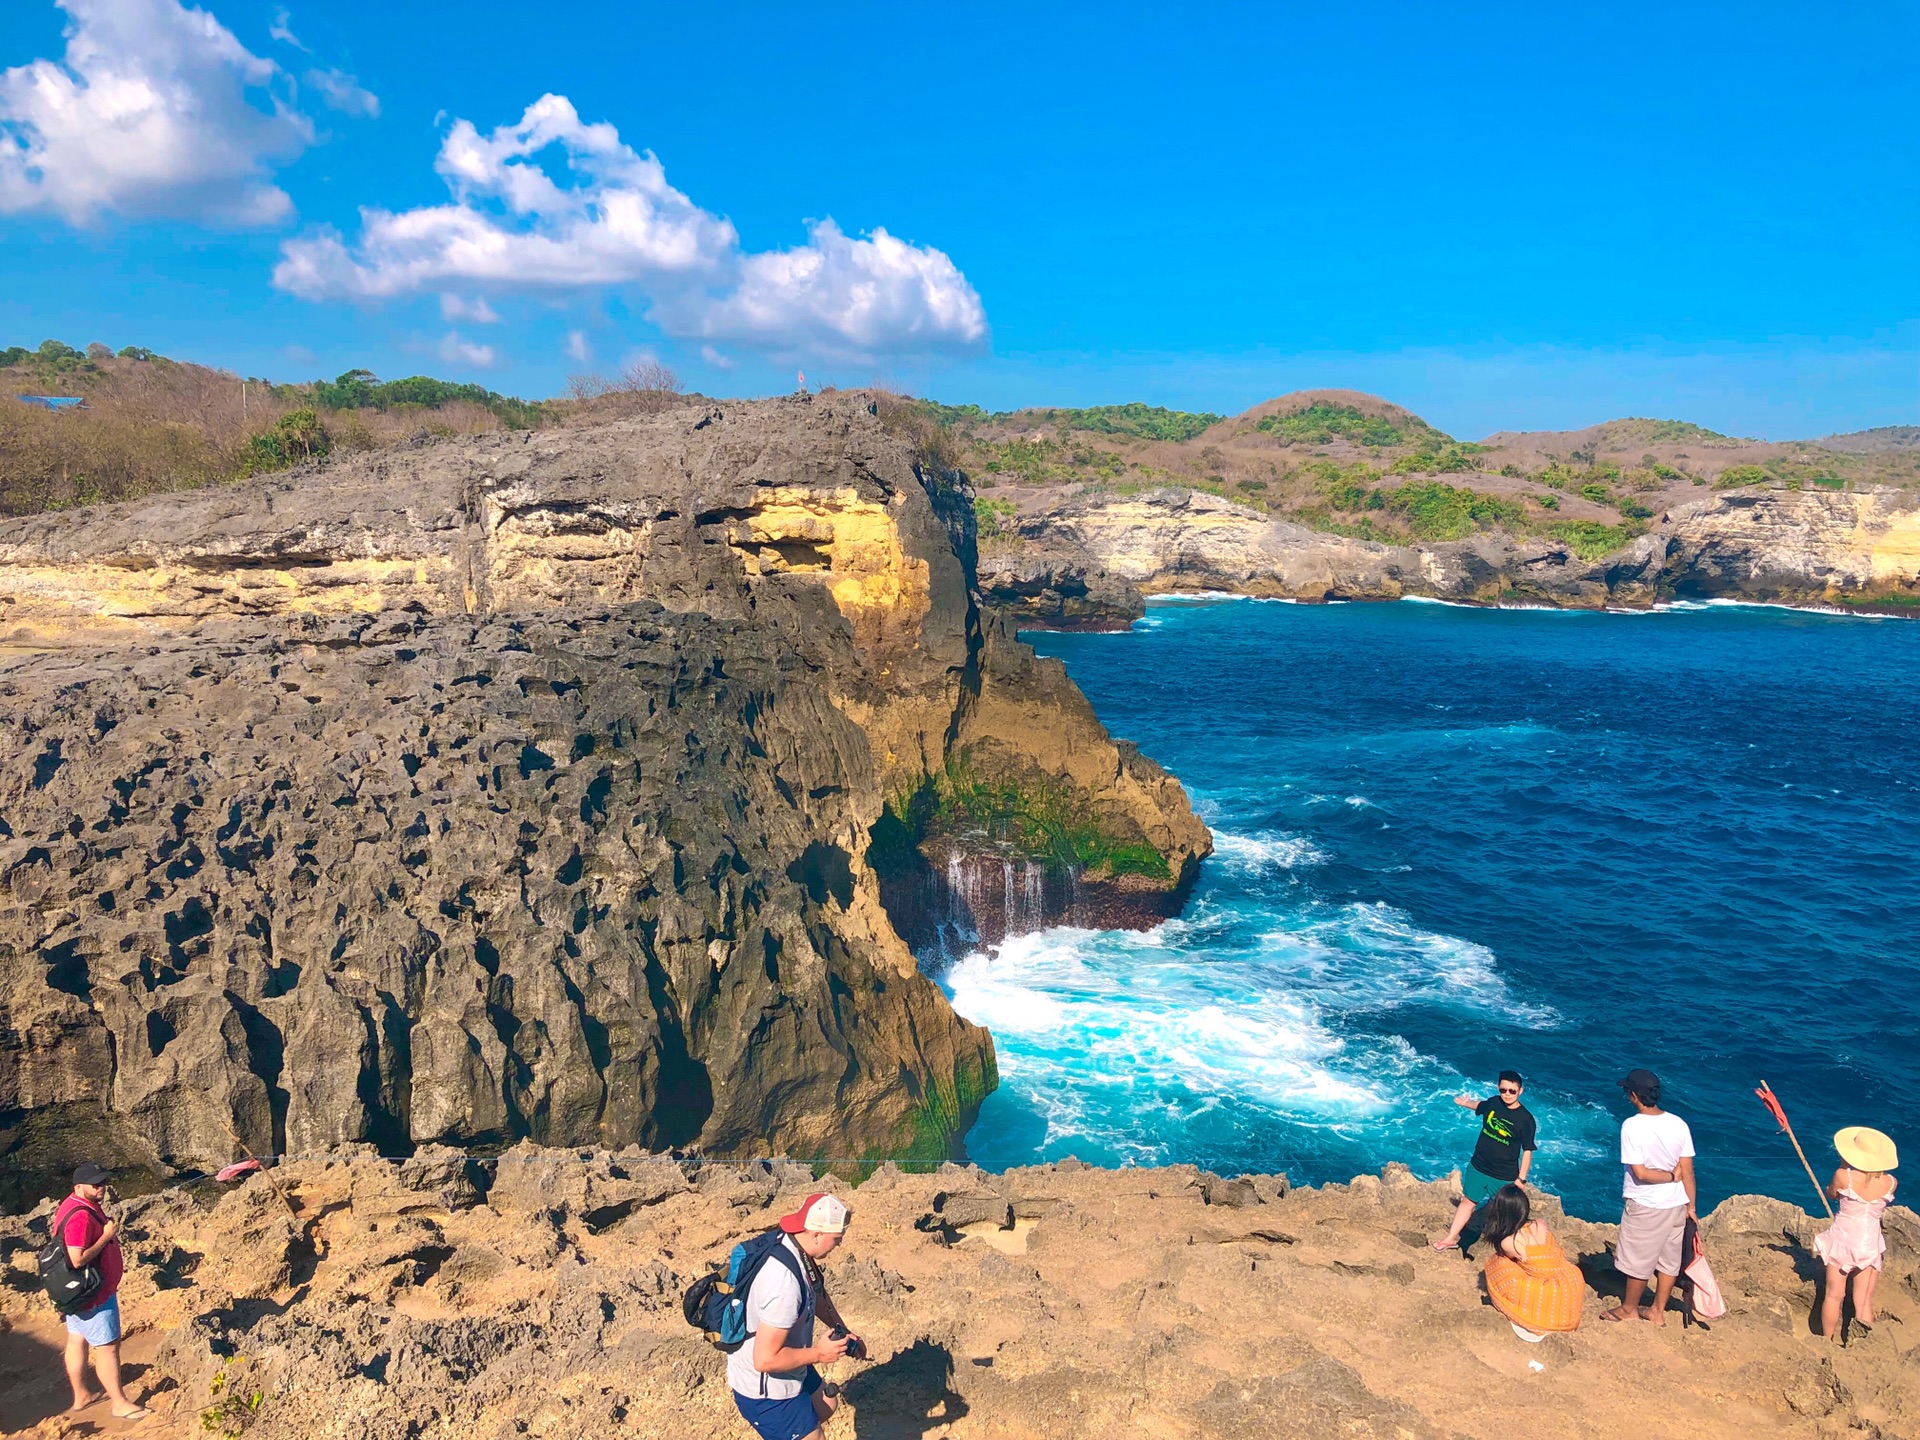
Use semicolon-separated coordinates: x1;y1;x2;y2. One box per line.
778;1192;850;1235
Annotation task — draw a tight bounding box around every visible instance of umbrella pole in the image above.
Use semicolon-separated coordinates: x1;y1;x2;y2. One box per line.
1762;1081;1834;1219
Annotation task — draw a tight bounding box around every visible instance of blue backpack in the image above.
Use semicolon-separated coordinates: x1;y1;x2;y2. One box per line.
681;1229;812;1352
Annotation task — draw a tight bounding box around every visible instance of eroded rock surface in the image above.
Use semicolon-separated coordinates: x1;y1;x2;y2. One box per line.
1;1152;1914;1439
0;396;1208;1184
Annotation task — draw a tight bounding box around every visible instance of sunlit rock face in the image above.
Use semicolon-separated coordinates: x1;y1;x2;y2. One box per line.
980;486;1920;622
0;395;1208;1185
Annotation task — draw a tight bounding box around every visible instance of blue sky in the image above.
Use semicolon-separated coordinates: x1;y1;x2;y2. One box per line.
1;0;1914;438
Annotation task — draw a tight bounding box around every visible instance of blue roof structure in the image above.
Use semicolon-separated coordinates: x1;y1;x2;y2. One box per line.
15;395;87;411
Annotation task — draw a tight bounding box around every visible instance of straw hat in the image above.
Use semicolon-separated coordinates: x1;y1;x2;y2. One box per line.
1835;1127;1899;1172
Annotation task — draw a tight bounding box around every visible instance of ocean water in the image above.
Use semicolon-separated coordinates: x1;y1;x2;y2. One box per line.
941;597;1919;1220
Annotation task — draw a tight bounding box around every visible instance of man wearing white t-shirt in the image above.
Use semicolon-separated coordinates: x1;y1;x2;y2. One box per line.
729;1193;863;1440
1605;1068;1698;1325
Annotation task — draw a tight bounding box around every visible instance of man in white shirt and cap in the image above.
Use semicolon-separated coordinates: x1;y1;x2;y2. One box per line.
729;1192;863;1440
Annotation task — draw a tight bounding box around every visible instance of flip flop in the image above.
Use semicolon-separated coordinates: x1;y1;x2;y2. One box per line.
111;1407;153;1421
1431;1240;1459;1251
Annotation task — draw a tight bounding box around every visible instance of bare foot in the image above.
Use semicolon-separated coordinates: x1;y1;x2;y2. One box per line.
1645;1309;1667;1327
110;1404;153;1420
1431;1240;1459;1252
68;1392;102;1413
1601;1305;1636;1322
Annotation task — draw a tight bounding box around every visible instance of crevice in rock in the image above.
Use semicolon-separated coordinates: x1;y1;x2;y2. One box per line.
642;957;711;1148
228;993;289;1157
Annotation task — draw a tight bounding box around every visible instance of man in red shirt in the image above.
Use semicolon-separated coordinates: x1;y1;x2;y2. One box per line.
57;1162;148;1420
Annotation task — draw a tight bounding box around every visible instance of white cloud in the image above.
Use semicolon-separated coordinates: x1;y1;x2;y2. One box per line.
564;328;592;363
669;219;988;354
0;0;319;225
436;331;496;368
305;66;377;119
439;292;498;324
275;93;988;359
268;7;302;47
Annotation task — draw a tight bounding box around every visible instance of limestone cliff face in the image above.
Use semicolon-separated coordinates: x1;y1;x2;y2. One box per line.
0;396;1207;1182
989;485;1920;623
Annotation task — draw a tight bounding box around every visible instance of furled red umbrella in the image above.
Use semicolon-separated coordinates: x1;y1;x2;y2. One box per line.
1755;1080;1833;1218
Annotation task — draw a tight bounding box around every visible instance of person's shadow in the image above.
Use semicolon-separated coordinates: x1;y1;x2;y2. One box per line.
840;1339;968;1439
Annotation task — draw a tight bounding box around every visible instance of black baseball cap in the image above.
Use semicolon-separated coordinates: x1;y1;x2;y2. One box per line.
1618;1069;1661;1100
72;1161;110;1187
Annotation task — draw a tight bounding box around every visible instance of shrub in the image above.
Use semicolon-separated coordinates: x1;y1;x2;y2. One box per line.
1388;443;1480;475
1257;401;1448;449
1547;520;1637;560
974;497;1018;539
1715;464;1771;488
246;408;329;471
1034;402;1221;443
1386;480;1525;541
310;369;543;429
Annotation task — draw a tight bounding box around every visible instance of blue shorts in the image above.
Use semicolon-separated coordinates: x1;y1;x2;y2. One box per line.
733;1366;824;1440
65;1294;122;1346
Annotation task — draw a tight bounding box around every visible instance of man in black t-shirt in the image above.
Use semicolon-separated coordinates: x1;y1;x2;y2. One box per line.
1432;1069;1538;1251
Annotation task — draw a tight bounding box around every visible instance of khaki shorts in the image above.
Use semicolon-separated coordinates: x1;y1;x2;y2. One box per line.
1615;1198;1687;1280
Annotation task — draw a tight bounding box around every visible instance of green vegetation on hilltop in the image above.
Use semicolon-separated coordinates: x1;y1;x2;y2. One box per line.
1032;402;1222;443
978;435;1126;486
1594;417;1738;447
1256;401;1447;449
305;368;543;429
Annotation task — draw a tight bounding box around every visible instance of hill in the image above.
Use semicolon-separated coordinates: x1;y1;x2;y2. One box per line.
0;340;677;518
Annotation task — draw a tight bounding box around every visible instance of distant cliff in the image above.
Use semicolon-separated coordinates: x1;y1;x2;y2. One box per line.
980;485;1920;625
0;395;1208;1189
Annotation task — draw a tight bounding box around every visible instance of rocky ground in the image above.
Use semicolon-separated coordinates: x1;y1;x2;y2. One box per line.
1;1150;1913;1439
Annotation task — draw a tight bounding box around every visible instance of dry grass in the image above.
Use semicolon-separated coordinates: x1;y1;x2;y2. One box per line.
870;388;964;476
550;360;687;425
0;356;523;517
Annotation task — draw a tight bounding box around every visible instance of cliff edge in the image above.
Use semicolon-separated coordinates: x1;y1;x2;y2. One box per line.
0;1150;1912;1438
0;396;1208;1187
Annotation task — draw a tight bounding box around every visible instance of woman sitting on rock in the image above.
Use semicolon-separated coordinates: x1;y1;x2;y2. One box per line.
1814;1126;1898;1346
1479;1183;1584;1341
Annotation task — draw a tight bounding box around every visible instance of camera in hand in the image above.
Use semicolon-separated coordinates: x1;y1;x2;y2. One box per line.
827;1326;867;1360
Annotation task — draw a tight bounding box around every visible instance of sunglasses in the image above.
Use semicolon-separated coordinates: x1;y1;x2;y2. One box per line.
1497;1086;1520;1095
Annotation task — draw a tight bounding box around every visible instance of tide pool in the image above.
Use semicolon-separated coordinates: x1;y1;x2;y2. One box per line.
940;597;1920;1220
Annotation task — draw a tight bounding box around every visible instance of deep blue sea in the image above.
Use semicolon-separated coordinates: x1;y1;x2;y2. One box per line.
942;598;1919;1220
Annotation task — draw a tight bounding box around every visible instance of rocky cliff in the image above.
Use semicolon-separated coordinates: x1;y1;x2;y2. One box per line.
0;396;1208;1189
979;485;1920;626
0;1149;1914;1439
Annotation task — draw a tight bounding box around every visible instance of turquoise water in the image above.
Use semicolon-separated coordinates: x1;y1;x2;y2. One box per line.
944;598;1919;1219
